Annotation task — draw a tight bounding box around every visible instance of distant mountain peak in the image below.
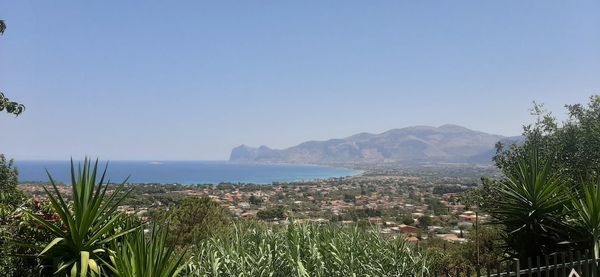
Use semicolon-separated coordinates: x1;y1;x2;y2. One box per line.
229;124;509;165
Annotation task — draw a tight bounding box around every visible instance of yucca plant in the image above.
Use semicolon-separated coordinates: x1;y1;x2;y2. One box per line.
569;180;600;260
28;158;138;276
111;223;188;277
491;151;570;260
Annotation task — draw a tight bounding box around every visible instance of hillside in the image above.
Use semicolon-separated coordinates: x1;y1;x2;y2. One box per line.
229;124;519;164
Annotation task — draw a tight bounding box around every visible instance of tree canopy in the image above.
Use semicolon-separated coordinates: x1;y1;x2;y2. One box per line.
495;95;600;187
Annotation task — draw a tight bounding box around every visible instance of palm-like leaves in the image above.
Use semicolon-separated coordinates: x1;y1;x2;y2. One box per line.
570;180;600;260
111;224;187;277
492;151;570;259
28;158;138;276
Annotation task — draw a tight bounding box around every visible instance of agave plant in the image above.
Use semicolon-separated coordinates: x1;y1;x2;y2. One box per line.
28;158;138;276
491;151;570;260
569;180;600;260
110;223;188;277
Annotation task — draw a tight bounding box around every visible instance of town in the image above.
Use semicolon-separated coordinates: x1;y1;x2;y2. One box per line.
19;167;491;245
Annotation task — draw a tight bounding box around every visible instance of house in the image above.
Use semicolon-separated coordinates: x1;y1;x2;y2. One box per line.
398;224;418;234
368;217;383;225
459;211;478;222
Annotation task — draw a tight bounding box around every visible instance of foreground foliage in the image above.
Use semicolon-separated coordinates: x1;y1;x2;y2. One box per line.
569;180;600;260
111;224;187;277
491;151;571;260
191;222;433;277
151;197;229;247
29;159;138;276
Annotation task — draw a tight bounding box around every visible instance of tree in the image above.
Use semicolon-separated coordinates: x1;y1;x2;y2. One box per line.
0;20;25;116
257;205;286;221
248;194;263;205
0;154;24;213
495;96;600;188
417;216;432;230
463;177;503;212
155;197;228;246
0;154;28;275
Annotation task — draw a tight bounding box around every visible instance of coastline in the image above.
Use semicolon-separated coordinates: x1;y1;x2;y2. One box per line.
15;160;363;185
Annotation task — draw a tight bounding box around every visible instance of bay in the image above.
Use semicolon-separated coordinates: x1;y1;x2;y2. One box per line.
14;160;360;185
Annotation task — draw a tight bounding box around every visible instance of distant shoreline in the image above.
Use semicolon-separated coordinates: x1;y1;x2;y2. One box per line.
15;160;362;185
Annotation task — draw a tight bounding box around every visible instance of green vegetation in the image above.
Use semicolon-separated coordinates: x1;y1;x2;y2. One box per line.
111;224;187;277
570;180;600;260
256;205;286;221
152;197;229;246
495;96;600;188
490;151;571;260
28;159;139;276
478;96;600;264
0;155;28;275
192;222;433;276
0;155;24;216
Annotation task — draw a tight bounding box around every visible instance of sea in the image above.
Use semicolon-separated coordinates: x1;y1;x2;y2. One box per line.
14;160;361;185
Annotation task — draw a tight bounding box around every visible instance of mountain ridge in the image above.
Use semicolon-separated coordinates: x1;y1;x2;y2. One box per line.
229;125;520;165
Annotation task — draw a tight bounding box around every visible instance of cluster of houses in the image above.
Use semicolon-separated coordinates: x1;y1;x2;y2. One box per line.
21;176;489;245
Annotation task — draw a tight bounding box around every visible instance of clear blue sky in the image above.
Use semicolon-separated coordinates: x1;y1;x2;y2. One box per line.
1;1;599;160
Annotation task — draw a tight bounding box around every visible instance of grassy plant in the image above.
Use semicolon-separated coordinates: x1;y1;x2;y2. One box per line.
190;222;432;277
570;180;600;260
111;223;188;277
28;158;138;276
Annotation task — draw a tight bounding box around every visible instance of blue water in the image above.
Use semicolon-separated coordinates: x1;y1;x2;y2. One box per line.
14;160;360;185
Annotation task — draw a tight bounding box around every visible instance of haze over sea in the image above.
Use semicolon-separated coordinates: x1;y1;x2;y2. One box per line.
14;161;360;185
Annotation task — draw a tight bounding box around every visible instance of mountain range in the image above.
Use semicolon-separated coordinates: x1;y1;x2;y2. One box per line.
229;124;521;165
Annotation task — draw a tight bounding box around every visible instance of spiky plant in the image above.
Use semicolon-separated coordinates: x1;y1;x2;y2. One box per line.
111;223;187;277
570;180;600;260
491;151;570;260
28;158;138;276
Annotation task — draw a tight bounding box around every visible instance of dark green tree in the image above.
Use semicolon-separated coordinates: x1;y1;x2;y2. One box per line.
155;197;228;246
417;216;432;230
257;205;286;221
248;194;263;205
0;155;52;276
0;154;24;211
495;96;600;188
0;155;25;275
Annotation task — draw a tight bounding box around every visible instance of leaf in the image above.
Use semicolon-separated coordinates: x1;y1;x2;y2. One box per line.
80;251;90;277
39;237;64;256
